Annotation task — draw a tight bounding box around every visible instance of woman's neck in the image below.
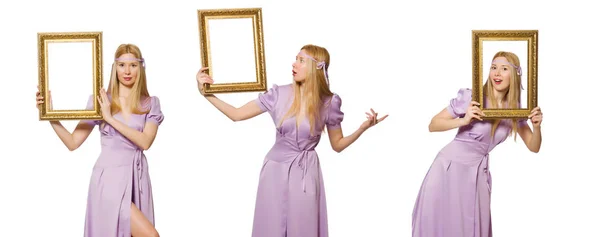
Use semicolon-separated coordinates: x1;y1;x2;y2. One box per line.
118;84;132;98
492;89;507;105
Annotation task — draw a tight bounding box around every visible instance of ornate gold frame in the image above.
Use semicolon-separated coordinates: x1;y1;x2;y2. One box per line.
472;30;538;119
37;31;103;121
197;8;267;94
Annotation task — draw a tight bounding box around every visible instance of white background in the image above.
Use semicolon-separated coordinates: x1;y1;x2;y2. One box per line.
207;17;257;84
482;40;528;108
0;0;598;236
47;41;94;110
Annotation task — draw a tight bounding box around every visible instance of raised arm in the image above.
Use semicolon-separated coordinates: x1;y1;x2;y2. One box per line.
49;121;95;151
204;95;264;122
36;88;96;151
326;95;388;153
429;88;484;132
516;107;543;153
196;67;265;122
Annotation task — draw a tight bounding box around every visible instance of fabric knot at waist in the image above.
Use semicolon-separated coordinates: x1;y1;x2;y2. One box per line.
269;135;319;193
97;137;146;195
134;149;145;195
294;149;315;193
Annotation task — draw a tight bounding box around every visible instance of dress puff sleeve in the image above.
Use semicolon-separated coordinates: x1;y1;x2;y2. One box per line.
146;96;164;125
325;94;344;130
255;84;279;113
83;95;101;126
446;88;472;118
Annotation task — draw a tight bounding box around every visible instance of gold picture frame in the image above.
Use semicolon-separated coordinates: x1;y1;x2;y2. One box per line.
197;8;267;94
37;31;103;121
472;30;538;119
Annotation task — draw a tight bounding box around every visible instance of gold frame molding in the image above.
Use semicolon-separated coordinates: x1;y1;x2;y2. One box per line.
37;31;103;121
197;8;267;94
472;30;538;119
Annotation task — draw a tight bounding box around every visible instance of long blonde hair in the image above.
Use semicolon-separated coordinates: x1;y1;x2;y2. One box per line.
279;44;333;135
106;44;151;115
482;51;522;140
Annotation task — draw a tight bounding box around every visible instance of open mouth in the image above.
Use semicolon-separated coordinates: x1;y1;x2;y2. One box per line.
292;70;297;76
493;78;502;85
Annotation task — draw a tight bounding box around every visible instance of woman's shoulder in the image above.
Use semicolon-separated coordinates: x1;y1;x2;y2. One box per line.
273;83;293;91
322;92;341;108
453;88;473;100
142;95;160;103
264;83;293;97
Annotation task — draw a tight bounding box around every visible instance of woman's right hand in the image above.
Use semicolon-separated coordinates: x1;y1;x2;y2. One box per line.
36;85;52;110
462;101;484;125
196;67;214;96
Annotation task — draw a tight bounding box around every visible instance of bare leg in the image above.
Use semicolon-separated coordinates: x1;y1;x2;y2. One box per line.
131;203;159;237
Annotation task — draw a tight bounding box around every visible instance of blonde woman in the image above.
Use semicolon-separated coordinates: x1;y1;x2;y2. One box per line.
196;44;387;237
36;44;163;237
412;51;543;237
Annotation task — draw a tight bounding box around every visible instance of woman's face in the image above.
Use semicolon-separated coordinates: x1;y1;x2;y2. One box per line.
116;53;140;87
292;50;309;83
488;57;512;92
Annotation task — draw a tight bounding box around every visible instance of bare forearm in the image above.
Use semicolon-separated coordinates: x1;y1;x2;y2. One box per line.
429;118;466;132
204;95;241;121
105;117;153;150
527;126;542;153
49;121;76;150
333;127;366;153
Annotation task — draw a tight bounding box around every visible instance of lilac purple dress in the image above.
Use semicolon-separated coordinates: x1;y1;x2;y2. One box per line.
251;84;344;237
82;95;164;237
412;88;527;237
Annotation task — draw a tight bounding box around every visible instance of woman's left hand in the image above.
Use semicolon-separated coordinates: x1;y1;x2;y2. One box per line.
360;108;388;131
97;88;113;121
528;106;543;128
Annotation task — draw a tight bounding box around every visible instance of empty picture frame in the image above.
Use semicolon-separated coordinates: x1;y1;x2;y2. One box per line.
197;8;267;94
472;30;538;119
37;31;103;121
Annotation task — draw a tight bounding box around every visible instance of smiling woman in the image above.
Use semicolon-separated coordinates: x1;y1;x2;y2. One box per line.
412;32;544;237
478;52;524;139
483;51;525;110
35;44;164;237
472;30;538;118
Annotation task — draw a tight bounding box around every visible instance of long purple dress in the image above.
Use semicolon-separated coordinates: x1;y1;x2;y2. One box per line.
82;95;164;237
251;84;344;237
412;88;527;237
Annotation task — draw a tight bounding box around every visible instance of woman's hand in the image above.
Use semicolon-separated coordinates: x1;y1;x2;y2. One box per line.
461;101;485;125
96;88;112;121
196;67;214;96
36;85;52;110
360;108;388;131
529;106;543;128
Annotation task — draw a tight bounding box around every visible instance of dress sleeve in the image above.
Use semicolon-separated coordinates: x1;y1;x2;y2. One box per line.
325;94;344;130
146;96;164;125
446;88;472;118
83;95;100;126
255;84;279;113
